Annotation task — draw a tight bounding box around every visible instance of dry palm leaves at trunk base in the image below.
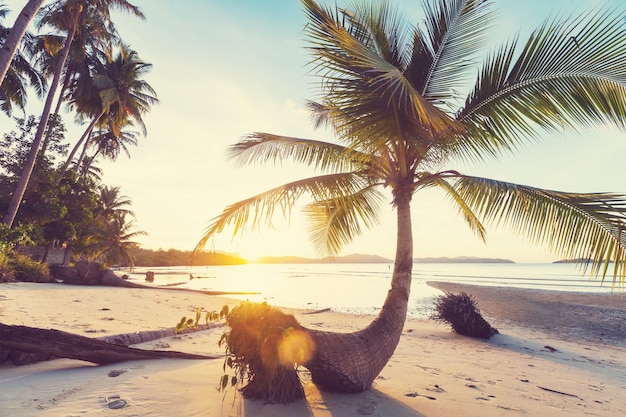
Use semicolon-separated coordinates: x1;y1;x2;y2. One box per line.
431;291;498;339
220;301;315;404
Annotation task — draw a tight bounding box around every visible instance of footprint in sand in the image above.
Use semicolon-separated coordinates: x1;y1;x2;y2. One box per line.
425;384;446;393
104;395;128;409
476;396;495;401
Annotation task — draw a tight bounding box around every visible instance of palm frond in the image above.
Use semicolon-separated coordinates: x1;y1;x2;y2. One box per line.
417;0;496;104
417;171;486;241
195;172;377;253
228;133;362;173
454;176;626;289
459;6;626;155
306;100;332;130
304;185;385;255
301;0;464;144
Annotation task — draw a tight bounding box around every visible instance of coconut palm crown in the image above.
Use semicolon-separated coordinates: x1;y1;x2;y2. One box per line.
197;0;625;393
200;0;626;286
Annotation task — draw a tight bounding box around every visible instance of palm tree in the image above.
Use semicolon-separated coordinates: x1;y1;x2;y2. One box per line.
74;124;138;174
58;43;157;176
0;6;46;116
2;0;144;228
82;212;145;267
76;155;102;183
197;0;626;393
95;185;134;221
78;185;142;267
0;0;46;83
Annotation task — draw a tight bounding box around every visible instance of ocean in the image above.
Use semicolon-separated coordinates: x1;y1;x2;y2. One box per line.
119;262;621;318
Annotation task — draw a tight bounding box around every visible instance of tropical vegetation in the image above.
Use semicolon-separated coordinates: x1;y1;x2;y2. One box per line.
0;116;146;268
0;0;153;270
2;0;150;228
197;0;626;394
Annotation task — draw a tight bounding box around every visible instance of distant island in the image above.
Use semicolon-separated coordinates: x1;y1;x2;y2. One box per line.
413;256;514;264
553;258;612;264
131;248;515;266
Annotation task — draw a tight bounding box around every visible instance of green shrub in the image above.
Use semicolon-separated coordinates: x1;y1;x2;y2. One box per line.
8;252;51;283
0;250;16;283
0;249;15;282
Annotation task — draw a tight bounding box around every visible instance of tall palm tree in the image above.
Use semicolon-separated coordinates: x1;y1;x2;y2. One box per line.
197;0;626;393
2;0;144;228
0;6;45;116
58;43;157;176
33;4;121;158
0;0;46;83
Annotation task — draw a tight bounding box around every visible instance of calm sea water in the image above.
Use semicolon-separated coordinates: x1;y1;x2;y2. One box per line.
119;263;621;318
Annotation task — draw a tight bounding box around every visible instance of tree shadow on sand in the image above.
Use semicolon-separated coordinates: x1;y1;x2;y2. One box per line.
241;382;428;417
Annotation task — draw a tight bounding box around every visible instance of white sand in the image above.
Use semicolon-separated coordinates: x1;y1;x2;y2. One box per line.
1;282;625;416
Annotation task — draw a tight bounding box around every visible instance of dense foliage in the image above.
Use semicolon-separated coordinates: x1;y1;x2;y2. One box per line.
0;1;153;272
0;245;51;283
0;116;98;246
0;116;145;269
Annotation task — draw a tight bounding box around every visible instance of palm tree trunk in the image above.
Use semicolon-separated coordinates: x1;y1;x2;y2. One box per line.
58;114;102;179
0;0;46;83
80;151;100;180
2;16;79;227
40;239;54;264
74;133;92;172
305;190;413;393
39;71;72;158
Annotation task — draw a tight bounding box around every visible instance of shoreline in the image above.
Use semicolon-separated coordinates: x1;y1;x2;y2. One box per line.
1;282;625;416
427;281;626;347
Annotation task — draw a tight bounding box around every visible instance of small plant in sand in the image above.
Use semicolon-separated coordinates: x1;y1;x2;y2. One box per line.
219;301;315;404
431;291;498;339
175;305;229;334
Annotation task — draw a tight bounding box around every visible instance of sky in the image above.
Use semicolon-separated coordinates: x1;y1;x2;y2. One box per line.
1;0;625;263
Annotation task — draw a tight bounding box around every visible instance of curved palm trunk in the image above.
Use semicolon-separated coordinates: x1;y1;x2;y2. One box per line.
57;113;102;179
79;151;100;180
2;17;79;227
0;0;46;83
74;132;91;172
305;191;413;393
40;72;73;158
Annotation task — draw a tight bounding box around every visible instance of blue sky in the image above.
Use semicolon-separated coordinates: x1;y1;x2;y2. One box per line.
1;0;625;262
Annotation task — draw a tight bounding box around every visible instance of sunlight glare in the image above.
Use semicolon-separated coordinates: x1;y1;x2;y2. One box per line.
278;328;316;367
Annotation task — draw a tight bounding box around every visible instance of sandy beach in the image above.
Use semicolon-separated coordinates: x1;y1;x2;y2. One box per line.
1;281;625;417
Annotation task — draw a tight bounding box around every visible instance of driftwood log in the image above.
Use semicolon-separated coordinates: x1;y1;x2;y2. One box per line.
0;323;219;365
95;321;224;346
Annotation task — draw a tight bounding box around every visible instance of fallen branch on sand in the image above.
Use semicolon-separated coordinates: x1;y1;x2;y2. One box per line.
302;307;331;315
537;386;580;398
0;323;220;366
96;321;224;346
